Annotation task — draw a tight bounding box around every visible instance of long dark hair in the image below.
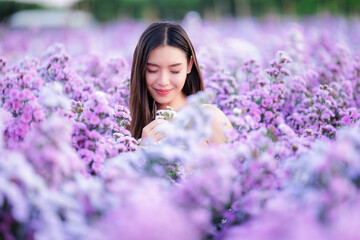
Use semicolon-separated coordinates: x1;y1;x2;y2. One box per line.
129;22;204;139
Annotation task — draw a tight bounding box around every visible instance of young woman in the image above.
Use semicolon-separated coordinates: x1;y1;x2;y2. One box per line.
129;22;232;145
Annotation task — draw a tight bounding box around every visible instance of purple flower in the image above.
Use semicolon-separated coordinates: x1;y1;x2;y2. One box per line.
33;109;45;121
89;183;203;240
342;115;351;125
9;89;19;99
20;112;32;123
11;100;21;111
84;140;96;150
262;97;272;108
23;74;32;85
348;107;358;120
253;113;261;123
88;113;100;125
88;130;102;140
22;89;34;101
265;111;273;120
17;91;26;101
78;148;94;164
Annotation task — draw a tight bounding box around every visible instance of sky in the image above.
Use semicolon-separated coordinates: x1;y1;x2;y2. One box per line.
11;0;80;8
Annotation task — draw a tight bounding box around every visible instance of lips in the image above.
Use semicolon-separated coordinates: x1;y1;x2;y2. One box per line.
156;89;171;96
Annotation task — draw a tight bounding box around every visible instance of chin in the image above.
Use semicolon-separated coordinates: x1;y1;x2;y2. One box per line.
157;101;171;106
154;96;173;104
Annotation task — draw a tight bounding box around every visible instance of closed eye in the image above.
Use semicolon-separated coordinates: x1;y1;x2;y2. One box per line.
171;71;180;74
147;69;157;73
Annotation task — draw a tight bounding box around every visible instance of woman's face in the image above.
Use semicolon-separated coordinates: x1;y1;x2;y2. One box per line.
146;45;193;111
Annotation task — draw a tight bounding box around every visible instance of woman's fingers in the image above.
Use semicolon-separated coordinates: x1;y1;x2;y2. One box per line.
153;130;166;141
141;119;168;143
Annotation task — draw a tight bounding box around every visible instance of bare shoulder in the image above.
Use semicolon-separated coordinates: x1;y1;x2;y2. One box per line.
202;104;231;125
202;104;233;144
202;104;225;117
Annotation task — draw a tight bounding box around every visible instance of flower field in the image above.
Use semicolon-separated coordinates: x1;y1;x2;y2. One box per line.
1;13;360;239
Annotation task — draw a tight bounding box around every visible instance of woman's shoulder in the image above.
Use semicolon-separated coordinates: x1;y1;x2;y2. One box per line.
200;104;233;144
201;104;227;118
201;104;232;128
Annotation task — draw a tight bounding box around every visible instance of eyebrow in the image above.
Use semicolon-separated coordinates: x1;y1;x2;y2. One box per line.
147;63;183;67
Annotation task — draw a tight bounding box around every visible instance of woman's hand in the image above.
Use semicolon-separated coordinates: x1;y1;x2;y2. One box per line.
140;118;168;145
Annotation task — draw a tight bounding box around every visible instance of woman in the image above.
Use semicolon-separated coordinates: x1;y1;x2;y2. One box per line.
129;22;232;145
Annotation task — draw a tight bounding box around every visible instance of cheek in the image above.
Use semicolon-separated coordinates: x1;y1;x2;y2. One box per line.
145;73;156;86
174;72;187;87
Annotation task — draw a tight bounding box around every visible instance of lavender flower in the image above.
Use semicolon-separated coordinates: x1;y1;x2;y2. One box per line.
1;16;360;240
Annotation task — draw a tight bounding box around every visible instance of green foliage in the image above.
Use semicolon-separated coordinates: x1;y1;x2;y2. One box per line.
2;0;360;23
0;1;44;22
74;0;150;21
75;0;204;21
77;0;360;22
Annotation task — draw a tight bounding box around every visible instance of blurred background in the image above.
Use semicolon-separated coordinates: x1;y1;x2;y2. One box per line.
1;0;360;27
1;0;359;66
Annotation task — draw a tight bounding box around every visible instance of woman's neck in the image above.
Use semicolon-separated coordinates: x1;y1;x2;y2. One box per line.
156;93;187;111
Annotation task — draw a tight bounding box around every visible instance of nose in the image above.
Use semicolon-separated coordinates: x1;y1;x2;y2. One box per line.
158;71;170;86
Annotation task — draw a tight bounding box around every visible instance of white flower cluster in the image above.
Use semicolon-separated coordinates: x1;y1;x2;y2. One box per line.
155;106;177;120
